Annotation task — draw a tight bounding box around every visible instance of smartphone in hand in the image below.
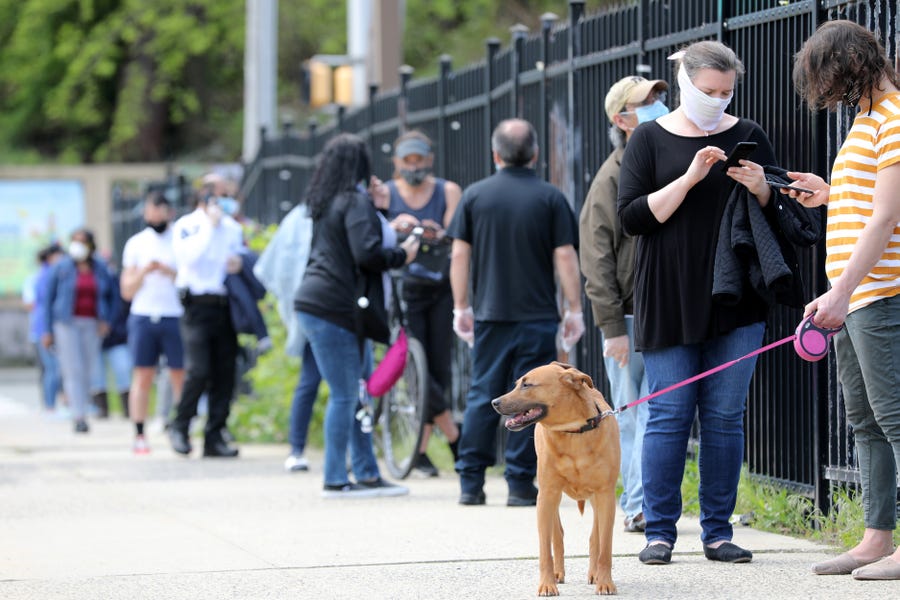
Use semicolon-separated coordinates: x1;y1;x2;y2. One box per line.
721;141;758;172
765;179;815;195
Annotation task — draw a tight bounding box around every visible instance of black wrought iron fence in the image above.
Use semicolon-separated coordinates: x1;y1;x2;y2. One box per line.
240;0;900;512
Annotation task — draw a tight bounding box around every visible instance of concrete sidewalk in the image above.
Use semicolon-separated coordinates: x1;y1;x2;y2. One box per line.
0;367;896;599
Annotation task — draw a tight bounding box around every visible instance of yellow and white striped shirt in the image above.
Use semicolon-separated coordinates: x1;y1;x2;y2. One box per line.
827;92;900;313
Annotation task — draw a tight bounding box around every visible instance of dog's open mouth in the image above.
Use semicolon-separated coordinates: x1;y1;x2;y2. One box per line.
503;406;546;431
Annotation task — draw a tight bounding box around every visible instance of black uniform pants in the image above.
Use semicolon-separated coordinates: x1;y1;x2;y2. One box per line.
173;298;237;442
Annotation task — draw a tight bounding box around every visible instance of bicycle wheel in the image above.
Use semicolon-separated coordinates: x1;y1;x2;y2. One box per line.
380;335;428;479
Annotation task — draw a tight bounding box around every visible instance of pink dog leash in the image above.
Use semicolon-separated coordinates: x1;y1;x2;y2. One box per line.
614;314;841;415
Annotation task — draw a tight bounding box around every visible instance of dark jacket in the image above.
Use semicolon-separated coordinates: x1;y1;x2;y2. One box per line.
579;146;634;339
225;251;269;339
102;272;130;349
713;166;825;308
295;190;407;336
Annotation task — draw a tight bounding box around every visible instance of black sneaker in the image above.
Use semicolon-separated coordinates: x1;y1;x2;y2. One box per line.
357;477;409;497
413;453;439;477
639;543;672;565
73;419;89;434
321;483;380;499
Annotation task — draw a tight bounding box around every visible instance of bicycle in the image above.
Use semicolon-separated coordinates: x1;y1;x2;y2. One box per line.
370;270;430;479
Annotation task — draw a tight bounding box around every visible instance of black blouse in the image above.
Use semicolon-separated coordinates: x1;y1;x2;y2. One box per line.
617;119;777;351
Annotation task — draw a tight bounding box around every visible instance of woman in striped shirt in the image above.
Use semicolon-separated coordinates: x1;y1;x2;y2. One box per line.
790;20;900;581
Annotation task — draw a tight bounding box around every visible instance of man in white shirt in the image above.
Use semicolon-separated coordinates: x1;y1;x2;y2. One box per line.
121;192;184;454
169;174;244;458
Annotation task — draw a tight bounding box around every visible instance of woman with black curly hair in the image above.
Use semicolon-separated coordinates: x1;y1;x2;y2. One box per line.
295;133;419;498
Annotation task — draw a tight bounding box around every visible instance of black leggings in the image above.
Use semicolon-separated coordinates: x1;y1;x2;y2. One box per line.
402;281;453;423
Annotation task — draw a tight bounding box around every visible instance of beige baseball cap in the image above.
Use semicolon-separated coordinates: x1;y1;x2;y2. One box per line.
604;76;668;123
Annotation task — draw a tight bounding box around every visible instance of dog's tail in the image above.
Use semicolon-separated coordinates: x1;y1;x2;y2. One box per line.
577;500;585;515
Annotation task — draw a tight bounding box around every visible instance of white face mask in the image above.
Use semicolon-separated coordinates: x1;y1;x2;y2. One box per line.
68;241;90;262
677;67;732;133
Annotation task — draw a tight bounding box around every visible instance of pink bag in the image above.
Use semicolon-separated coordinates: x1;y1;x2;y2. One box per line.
367;328;408;396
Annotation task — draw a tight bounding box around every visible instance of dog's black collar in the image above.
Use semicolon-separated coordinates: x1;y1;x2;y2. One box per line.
568;406;616;434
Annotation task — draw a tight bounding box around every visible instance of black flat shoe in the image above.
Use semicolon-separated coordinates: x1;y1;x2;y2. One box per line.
168;428;191;455
459;490;486;505
639;543;672;565
507;485;538;507
703;542;753;563
203;439;239;458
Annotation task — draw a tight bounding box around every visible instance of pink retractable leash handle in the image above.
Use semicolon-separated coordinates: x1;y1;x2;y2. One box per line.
616;314;842;414
793;313;843;362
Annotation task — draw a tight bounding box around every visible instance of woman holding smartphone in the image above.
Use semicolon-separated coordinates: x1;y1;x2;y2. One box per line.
618;40;776;565
790;20;900;581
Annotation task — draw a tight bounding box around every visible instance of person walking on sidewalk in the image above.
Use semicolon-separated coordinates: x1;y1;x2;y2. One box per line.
42;228;114;433
24;243;64;413
791;20;900;581
168;175;244;458
448;118;584;507
580;75;669;533
120;191;185;454
385;130;462;477
295;133;419;498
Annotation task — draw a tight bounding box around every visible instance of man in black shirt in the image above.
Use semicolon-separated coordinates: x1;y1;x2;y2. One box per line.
448;118;584;506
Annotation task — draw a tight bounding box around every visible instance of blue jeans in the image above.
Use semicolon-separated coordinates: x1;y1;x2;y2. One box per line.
641;321;765;546
36;343;61;410
53;317;102;420
91;344;133;394
602;316;648;519
297;312;380;486
289;340;322;455
455;319;558;496
835;295;900;531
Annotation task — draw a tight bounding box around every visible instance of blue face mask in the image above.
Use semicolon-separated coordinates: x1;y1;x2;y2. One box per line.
634;100;669;124
216;196;239;216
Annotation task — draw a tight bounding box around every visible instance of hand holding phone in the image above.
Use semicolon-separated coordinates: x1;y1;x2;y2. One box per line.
766;179;815;195
721;141;758;172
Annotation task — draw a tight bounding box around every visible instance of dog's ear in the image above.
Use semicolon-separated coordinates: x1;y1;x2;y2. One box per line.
560;370;594;390
552;361;575;370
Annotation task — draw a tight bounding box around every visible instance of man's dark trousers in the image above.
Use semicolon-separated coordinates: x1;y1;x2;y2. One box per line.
455;319;558;496
173;298;238;442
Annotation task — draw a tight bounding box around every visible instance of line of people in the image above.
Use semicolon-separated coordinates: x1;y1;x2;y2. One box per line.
572;24;897;579
26;175;256;460
19;19;897;580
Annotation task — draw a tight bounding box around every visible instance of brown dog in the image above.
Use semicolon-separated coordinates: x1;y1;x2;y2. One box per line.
492;362;620;596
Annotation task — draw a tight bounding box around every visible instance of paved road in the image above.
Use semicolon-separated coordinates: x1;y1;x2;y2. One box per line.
1;367;896;599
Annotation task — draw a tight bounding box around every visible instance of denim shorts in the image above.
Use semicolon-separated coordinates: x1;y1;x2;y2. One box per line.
127;314;184;369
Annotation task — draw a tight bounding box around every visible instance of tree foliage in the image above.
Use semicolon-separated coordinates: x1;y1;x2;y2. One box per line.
0;0;244;162
0;0;616;163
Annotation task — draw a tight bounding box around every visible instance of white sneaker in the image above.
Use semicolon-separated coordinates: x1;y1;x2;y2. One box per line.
284;453;309;472
133;435;150;455
148;417;167;435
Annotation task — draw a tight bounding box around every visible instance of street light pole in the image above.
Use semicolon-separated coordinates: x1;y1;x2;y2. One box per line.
243;0;278;164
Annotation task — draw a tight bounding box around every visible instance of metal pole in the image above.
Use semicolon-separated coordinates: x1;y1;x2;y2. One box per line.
484;38;501;178
540;13;558;181
242;0;278;164
510;24;529;118
348;0;371;106
437;55;452;178
398;64;414;134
